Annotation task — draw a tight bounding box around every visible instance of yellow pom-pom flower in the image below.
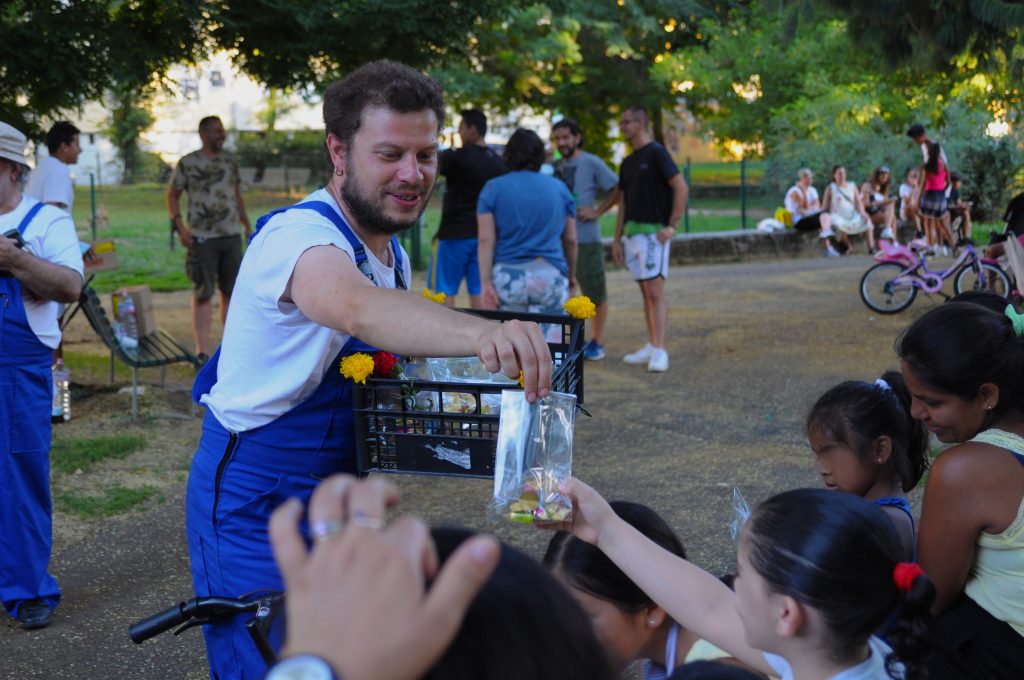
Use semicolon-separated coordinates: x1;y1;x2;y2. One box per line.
563;295;596;320
517;370;525;388
340;352;376;385
422;288;447;304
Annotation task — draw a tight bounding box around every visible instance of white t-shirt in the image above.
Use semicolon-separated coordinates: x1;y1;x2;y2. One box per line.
26;155;74;213
898;183;914;222
764;636;902;680
0;195;84;348
785;184;819;221
202;189;409;432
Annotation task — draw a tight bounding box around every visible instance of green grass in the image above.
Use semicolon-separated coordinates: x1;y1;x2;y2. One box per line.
51;434;148;475
55;485;157;519
685;161;767;184
71;174;766;291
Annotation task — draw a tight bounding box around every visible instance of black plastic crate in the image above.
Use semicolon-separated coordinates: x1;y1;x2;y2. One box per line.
354;309;584;478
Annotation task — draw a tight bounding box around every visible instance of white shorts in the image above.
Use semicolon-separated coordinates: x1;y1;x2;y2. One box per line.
623;233;670;281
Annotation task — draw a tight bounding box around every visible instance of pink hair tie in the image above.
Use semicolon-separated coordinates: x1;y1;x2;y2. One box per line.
893;562;924;592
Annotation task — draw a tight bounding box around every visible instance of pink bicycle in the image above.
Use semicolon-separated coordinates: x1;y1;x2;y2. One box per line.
859;239;1011;314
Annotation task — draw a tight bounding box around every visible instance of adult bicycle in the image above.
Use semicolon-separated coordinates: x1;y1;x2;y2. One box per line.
129;592;283;666
860;239;1011;314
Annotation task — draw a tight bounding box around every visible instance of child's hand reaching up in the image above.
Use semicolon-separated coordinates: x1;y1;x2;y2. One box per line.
539;478;619;547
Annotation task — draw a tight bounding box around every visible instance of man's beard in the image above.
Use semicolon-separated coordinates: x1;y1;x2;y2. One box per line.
340;164;432;236
557;143;577;158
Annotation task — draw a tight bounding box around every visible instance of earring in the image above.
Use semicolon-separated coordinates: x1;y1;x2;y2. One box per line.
876;458;882;463
648;618;657;626
334;167;344;177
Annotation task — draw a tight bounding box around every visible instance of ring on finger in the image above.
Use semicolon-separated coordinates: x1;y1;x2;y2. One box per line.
350;511;385;531
311;519;345;544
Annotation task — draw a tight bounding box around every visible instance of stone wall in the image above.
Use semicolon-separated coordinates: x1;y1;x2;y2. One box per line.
602;228;823;265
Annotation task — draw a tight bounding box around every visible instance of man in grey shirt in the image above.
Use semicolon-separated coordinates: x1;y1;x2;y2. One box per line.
552;118;619;360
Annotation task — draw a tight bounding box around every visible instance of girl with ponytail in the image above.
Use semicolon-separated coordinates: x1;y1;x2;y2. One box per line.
547;484;935;679
806;370;930;560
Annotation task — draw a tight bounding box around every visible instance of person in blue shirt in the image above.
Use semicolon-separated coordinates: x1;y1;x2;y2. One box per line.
477;128;576;315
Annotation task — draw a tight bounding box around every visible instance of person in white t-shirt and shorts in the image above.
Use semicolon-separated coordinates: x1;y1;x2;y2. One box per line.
612;107;688;373
784;168;837;256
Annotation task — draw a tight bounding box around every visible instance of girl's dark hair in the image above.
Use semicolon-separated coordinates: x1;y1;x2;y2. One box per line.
543;501;686;614
746;489;934;679
807;370;930;492
870;167;891;194
924;142;942;175
504;128;546;171
425;527;614;680
896;301;1024;421
667;660;764;680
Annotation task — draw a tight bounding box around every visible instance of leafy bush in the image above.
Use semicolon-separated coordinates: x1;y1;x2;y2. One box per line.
939;101;1024;221
762;96;1023;220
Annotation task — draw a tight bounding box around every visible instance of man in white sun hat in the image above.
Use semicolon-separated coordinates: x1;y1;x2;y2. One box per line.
0;121;83;631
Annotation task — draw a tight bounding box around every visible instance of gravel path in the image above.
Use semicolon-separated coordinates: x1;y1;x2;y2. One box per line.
0;255;944;679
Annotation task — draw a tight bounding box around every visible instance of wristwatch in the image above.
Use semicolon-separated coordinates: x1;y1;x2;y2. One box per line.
266;655;339;680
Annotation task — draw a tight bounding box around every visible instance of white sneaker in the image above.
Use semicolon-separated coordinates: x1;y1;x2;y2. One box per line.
647;348;669;372
820;227;835;238
623;343;655;365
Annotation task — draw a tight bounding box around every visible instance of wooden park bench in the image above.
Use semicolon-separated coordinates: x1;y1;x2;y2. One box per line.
239;166;259;189
260;166;312;193
75;286;200;418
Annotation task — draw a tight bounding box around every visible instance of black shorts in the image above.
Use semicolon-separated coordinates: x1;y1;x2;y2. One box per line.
793;213;822;232
927;595;1024;679
186;235;243;301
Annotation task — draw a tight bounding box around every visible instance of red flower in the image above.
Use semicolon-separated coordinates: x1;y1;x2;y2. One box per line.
373;351;401;378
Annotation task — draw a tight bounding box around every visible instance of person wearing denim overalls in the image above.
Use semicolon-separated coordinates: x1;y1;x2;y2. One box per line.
0;122;84;631
185;61;554;679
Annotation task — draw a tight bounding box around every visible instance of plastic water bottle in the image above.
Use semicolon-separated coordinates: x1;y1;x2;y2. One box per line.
52;359;71;422
116;293;139;350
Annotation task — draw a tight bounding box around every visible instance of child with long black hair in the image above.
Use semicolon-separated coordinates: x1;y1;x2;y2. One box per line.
544;501;760;678
806;371;930;560
897;299;1024;677
546;484;935;679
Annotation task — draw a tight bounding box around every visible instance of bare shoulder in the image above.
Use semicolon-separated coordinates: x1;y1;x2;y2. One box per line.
879;504;916;560
928;442;1024;530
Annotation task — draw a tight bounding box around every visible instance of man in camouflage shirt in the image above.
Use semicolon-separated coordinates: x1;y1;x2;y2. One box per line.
167;116;251;361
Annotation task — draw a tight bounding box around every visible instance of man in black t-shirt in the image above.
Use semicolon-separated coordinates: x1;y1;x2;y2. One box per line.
432;109;507;307
613;106;688;373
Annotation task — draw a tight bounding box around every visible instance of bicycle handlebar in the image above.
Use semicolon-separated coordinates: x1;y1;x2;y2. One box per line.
129;596;268;644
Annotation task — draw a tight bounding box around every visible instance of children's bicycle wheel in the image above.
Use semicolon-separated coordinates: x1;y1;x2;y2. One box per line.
860;262;918;314
953;262;1011;298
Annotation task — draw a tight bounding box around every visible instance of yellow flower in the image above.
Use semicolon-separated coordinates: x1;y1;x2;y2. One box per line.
563;295;596;320
517;370;524;388
422;288;447;304
340;352;375;385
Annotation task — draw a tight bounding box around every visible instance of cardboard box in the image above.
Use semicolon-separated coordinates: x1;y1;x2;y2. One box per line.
84;240;119;274
112;285;156;339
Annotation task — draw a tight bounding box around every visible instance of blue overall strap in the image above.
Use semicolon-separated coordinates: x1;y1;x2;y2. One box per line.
17;201;46;234
193;200;407;403
250;200;407;289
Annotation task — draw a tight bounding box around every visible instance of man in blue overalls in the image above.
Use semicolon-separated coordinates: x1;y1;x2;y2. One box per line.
0;121;84;630
187;61;554;678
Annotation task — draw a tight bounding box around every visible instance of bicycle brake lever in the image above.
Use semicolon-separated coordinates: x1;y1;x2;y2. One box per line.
172;616;212;636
